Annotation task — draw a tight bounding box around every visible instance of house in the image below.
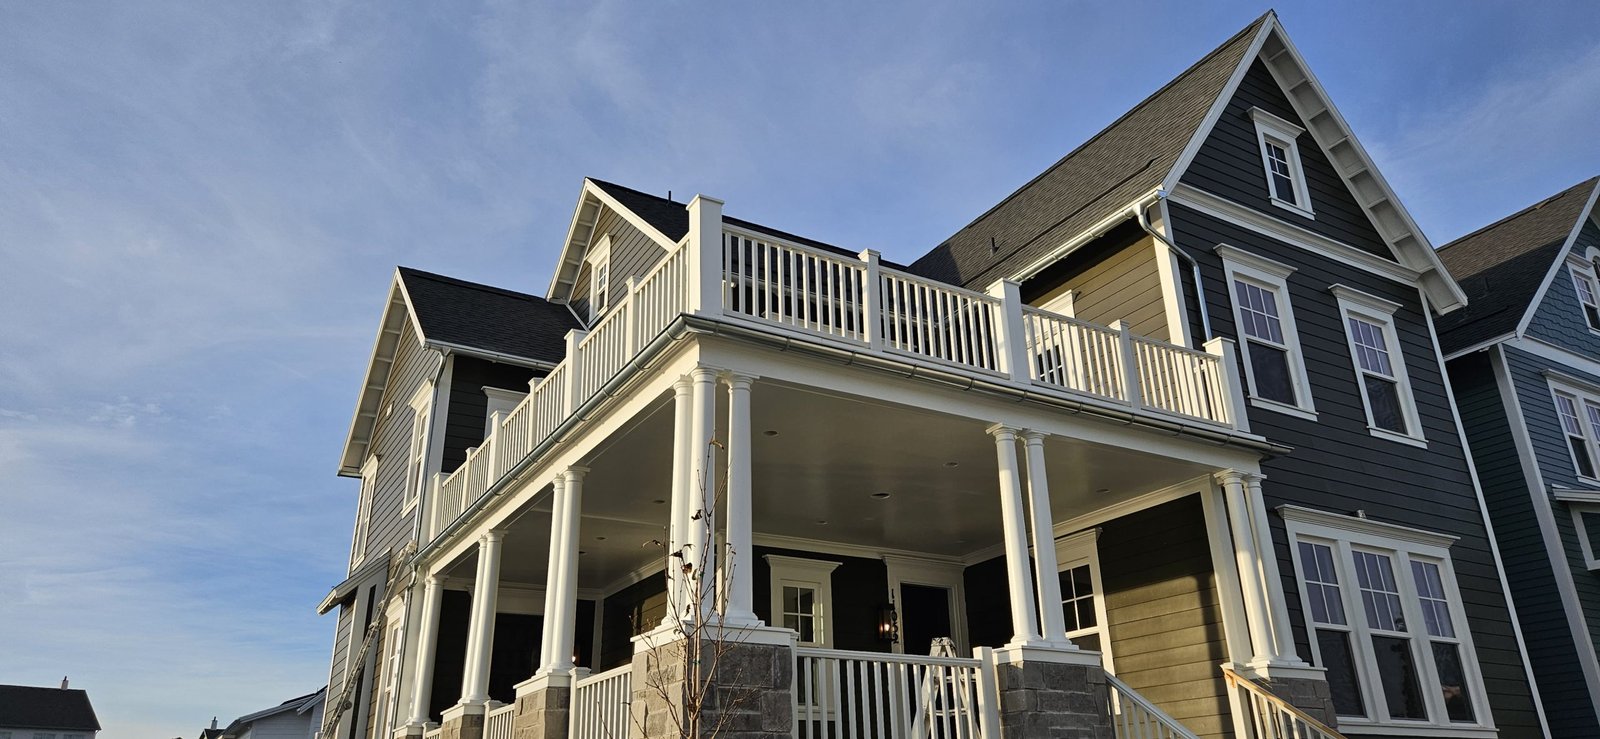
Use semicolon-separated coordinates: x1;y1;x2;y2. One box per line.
209;689;326;739
1436;176;1600;737
315;11;1547;739
0;680;101;739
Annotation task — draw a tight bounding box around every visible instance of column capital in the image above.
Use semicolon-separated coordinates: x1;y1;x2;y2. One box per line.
562;465;591;482
986;422;1021;440
1242;471;1267;486
1213;469;1247;487
1020;429;1049;443
481;529;507;544
426;572;447;587
673;375;694;394
689;365;722;382
720;370;758;388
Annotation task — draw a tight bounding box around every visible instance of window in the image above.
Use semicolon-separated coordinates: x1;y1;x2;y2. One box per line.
403;384;433;513
1249;107;1314;217
1553;385;1599;480
350;455;379;569
1054;529;1110;664
765;555;840;648
1555;490;1600;571
482;386;524;440
1569;255;1600;331
377;600;408;738
1332;285;1423;446
586;234;612;323
1218;245;1315;419
1283;505;1492;733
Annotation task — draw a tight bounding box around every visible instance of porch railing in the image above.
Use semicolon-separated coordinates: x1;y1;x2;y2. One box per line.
428;209;1249;539
1222;668;1346;739
569;664;633;739
423;728;441;739
485;702;516;739
794;647;999;739
1106;672;1199;739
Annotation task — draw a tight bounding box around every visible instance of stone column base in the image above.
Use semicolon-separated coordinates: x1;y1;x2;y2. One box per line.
513;674;572;739
393;722;438;739
440;703;488;739
1254;675;1337;727
994;648;1113;739
629;628;794;739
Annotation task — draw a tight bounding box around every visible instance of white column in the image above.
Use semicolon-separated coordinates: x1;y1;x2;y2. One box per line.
686;367;720;619
662;376;693;627
1244;472;1302;662
721;372;759;625
1217;470;1276;666
988;424;1041;648
461;530;504;705
407;574;445;726
551;467;587;673
536;475;569;675
1022;431;1070;646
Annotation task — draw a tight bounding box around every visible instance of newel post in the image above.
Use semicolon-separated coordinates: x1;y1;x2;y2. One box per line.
858;249;884;350
685;195;725;319
425;472;445;541
987;279;1031;384
1111;320;1142;409
563;329;586;414
486;410;505;479
1204;336;1251;432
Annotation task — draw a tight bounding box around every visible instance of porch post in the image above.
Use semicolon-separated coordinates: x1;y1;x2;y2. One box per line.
662;376;694;627
1244;472;1302;661
462;530;505;705
687;366;720;618
551;467;587;673
406;574;445;727
987;424;1041;647
721;372;760;625
1021;430;1071;646
536;475;569;676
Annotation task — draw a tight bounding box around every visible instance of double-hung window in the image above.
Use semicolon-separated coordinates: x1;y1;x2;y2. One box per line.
1218;245;1315;419
1567;254;1600;331
403;383;434;513
350;455;379;569
1283;506;1491;733
1547;373;1600;482
1332;286;1424;446
586;234;612;323
1249;107;1314;218
765;555;840;648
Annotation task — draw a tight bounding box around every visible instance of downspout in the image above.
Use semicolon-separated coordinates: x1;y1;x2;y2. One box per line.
1134;193;1213;341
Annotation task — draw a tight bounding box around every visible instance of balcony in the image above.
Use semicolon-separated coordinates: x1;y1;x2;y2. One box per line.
428;200;1249;540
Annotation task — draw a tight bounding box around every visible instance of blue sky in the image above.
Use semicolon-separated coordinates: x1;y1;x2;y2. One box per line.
1;2;1597;737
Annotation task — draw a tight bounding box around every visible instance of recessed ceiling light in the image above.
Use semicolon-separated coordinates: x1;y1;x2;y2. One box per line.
763;430;779;437
652;499;666;505
595;536;608;541
944;461;959;468
871;491;892;499
816;519;828;525
578;550;588;555
1094;488;1110;494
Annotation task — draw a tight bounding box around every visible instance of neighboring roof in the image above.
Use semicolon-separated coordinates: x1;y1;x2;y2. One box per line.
909;12;1271;288
200;729;225;739
224;688;326;734
0;685;101;731
1435;177;1600;354
398;267;580;365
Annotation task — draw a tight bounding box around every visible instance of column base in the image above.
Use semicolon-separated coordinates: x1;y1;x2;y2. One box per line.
996;642;1102;666
1225;661;1336;726
993;654;1113;739
513;675;572;739
393;722;438;739
629;629;793;739
439;702;493;739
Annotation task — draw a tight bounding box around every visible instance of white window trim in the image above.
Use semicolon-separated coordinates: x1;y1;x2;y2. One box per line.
351;455;379;570
1249;107;1315;219
1543;370;1600;485
1217;244;1318;419
765;554;840;648
403;383;434;514
1054;528;1113;673
377;596;409;739
586;234;612;323
1565;252;1600;336
482;386;524;440
882;555;968;655
1280;506;1493;736
1331;285;1426;448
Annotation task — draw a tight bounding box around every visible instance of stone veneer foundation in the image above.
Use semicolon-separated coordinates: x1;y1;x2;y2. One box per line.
629;632;794;739
994;650;1114;739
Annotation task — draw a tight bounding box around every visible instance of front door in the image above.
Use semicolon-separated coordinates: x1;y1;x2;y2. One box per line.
900;583;954;656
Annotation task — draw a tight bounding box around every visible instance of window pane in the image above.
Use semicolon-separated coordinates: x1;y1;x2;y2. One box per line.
1431;642;1476;723
1348;317;1395;376
1573;435;1597;479
798;588;814;612
784;586;800;614
1076;599;1097;629
798;615;815;643
783;613;799;632
1070;565;1092;597
1073;632;1101;652
1234;280;1285;344
1248;341;1296;405
1587;304;1600;331
1372;635;1428;720
1363;375;1407;433
1409;560;1455;639
1583;512;1600;562
1316;630;1367;717
1264;141;1297;205
1297;541;1346;625
1353;551;1406;632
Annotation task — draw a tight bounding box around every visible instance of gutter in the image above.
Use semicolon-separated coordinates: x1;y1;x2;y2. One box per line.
423;339;560;371
1134;192;1214;341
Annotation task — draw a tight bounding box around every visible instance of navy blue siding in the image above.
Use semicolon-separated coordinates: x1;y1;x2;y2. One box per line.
442;355;544;474
1181;60;1395;261
1168;202;1541;736
1525;221;1600;353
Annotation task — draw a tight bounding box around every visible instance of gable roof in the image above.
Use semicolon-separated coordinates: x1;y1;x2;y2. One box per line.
0;684;101;731
224;688;326;733
909;12;1271;288
338;268;580;476
1435;177;1600;355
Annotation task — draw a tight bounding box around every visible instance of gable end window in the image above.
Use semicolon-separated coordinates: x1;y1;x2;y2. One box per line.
1249;107;1314;218
1217;245;1316;419
1283;506;1492;733
351;455;379;569
586;234;613;324
1568;254;1600;332
1331;286;1424;447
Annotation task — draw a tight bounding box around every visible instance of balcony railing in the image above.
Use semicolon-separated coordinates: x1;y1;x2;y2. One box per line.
795;647;1000;739
428;204;1248;538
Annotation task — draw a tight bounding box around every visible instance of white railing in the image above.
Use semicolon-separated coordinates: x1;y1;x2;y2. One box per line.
485;702;517;739
1131;336;1229;423
423;728;441;739
879;272;1001;373
1106;672;1199;739
1223;668;1345;739
794;647;998;739
574;300;633;402
569;664;632;739
1023;308;1128;401
723;228;869;341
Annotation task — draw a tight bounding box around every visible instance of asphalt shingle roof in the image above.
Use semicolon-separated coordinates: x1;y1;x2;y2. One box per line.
909;13;1269;288
398;267;581;365
1434;177;1599;354
0;685;101;732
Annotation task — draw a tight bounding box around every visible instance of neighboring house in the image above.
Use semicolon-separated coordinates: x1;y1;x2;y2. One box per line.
211;689;326;739
0;681;101;739
318;11;1546;739
1436;176;1600;737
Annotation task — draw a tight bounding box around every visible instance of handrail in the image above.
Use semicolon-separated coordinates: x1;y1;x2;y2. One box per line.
1223;667;1345;739
793;645;984;669
1105;672;1199;739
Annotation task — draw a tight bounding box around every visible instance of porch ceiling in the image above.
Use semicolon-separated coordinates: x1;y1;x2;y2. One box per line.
473;379;1218;589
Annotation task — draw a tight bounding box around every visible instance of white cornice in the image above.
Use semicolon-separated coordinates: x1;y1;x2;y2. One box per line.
1329;284;1402;316
1277;504;1457;549
1215;243;1297;279
1247;106;1305;137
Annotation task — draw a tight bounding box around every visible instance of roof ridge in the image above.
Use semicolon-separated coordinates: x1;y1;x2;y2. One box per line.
1438;175;1600;255
397;266;547;304
585;176;679;208
927;11;1271;242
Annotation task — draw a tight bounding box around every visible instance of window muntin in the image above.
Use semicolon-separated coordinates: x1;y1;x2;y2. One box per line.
782;584;820;644
1556;392;1597;479
766;555;840;648
1263;138;1298;206
1235;277;1297;406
